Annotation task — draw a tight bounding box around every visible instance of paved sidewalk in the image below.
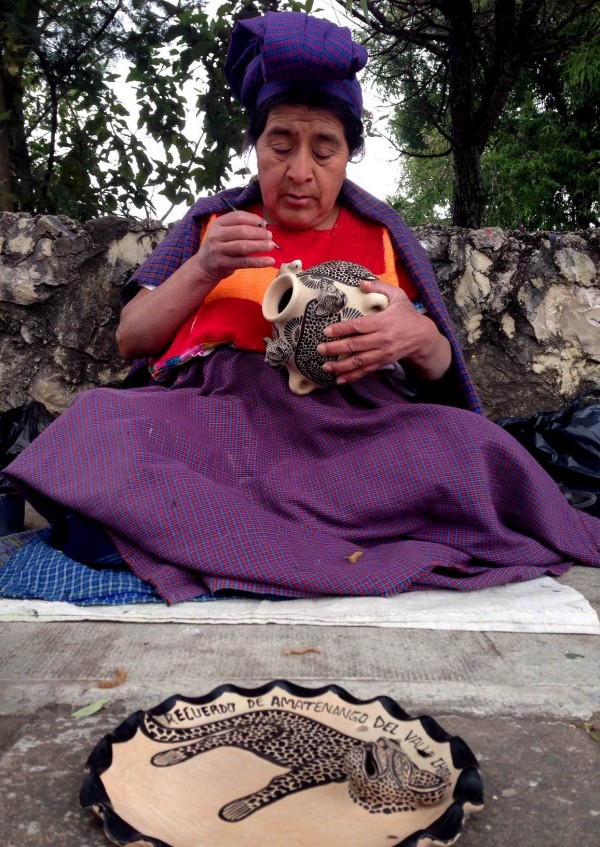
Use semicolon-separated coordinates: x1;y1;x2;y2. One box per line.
0;507;598;846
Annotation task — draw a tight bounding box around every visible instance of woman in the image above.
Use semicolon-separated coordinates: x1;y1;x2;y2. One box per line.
4;12;599;603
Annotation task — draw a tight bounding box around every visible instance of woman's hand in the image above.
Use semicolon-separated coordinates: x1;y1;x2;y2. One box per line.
117;210;275;360
316;278;452;384
194;210;276;287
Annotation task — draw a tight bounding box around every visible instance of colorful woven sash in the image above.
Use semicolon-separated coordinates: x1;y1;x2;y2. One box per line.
149;204;418;380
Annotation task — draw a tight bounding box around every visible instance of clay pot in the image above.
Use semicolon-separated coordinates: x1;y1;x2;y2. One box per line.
262;260;388;395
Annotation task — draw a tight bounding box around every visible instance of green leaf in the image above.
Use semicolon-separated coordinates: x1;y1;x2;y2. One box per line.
71;698;112;718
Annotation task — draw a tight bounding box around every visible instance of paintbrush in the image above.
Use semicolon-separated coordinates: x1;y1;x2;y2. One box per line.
223;198;282;251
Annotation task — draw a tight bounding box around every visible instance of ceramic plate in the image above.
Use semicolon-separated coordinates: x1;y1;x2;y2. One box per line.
81;680;483;847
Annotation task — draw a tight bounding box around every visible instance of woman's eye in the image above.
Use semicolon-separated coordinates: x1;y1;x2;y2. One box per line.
313;150;334;161
272;146;292;155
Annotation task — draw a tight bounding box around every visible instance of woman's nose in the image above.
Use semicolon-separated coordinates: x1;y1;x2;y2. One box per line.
286;148;314;183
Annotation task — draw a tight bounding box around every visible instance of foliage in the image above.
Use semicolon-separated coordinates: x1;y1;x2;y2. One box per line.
337;1;599;228
3;0;597;227
392;129;452;226
0;0;299;220
483;67;600;230
391;62;600;230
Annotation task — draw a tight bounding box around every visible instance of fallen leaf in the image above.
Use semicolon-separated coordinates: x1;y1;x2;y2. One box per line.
71;698;112;718
345;551;363;563
282;646;321;657
96;667;127;689
583;722;600;743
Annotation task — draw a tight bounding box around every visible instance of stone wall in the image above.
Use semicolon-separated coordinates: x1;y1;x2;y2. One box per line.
0;214;165;414
0;212;598;419
415;225;599;417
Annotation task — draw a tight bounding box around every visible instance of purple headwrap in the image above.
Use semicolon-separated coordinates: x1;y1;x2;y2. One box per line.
224;11;368;120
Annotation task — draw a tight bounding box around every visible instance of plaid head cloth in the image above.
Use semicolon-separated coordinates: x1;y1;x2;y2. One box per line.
224;11;368;118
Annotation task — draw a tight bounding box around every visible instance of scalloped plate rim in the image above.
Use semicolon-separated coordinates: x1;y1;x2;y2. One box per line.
80;679;484;847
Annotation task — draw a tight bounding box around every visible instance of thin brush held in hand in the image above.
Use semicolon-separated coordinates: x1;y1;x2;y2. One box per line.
223;198;282;250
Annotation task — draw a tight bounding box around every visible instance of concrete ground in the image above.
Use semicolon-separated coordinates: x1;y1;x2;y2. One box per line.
0;505;599;847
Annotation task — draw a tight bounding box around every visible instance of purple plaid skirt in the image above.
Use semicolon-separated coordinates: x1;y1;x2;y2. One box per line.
6;349;600;603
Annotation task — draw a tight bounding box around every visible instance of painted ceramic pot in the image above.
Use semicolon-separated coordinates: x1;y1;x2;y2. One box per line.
262;260;389;395
81;680;484;847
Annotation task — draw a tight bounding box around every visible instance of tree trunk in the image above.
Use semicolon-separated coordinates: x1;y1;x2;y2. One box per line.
0;1;40;212
444;0;485;227
3;71;35;212
0;71;13;211
451;143;485;228
444;0;545;226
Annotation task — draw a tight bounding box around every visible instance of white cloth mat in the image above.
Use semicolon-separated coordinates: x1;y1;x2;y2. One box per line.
0;576;598;633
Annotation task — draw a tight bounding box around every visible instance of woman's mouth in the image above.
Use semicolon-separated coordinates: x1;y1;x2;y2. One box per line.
284;195;313;205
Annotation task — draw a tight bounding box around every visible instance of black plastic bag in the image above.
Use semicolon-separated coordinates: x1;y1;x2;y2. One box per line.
0;401;56;492
496;389;600;517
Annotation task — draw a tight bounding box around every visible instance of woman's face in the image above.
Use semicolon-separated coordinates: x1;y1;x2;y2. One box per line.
256;104;350;231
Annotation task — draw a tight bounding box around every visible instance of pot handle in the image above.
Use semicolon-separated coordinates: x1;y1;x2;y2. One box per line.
364;292;388;313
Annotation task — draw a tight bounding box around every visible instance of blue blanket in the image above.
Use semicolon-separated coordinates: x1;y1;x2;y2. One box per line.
0;530;163;605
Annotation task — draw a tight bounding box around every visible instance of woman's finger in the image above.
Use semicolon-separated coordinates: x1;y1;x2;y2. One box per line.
220;209;270;229
322;350;381;377
317;331;374;358
321;313;378;340
211;220;274;251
